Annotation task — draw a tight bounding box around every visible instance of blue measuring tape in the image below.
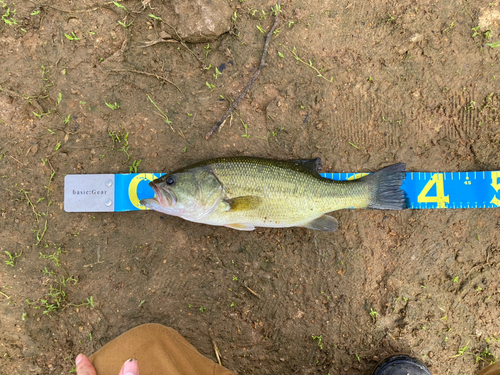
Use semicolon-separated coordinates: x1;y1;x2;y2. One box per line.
113;171;500;212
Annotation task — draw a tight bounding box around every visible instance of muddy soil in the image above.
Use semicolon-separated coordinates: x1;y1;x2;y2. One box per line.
1;0;500;374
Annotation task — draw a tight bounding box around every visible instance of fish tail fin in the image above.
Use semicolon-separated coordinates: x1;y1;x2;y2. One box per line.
363;163;406;210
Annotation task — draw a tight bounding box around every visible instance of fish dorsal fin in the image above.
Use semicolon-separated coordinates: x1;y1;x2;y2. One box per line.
224;196;262;211
224;223;256;231
291;157;323;172
302;215;338;232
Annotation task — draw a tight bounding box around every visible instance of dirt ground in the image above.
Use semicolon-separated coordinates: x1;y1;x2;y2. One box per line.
1;0;500;374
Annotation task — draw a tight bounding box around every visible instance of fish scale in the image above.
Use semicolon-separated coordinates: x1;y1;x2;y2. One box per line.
209;159;367;226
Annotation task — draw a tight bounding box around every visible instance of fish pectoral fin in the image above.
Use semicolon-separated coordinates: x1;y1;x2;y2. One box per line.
303;215;339;232
224;196;262;211
224;223;256;231
291;157;322;172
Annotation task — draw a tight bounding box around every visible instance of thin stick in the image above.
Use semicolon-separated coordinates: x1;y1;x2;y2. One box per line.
212;339;222;366
10;155;23;165
162;21;205;66
245;286;261;299
108;69;184;96
205;13;280;139
208;328;222;366
40;2;114;13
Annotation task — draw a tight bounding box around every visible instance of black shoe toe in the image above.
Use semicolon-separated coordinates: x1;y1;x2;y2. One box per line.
372;354;432;375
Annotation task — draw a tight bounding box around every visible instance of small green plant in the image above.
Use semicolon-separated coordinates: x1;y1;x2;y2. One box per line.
105;102;120;110
85;296;94;308
230;301;236;307
213;67;222;79
232;11;237;22
206;81;216;91
472;26;481;37
64;32;80;41
118;20;133;28
257;24;265;33
204;43;211;58
369;308;379;321
4;250;22;267
443;21;455;33
146;94;172;124
199;305;207;313
232;275;238;281
149;14;162;20
486;41;500;48
280;45;333;82
271;4;282;16
33;110;50;119
112;1;127;11
453;276;459;283
1;5;17;25
240;119;250;138
39;245;64;267
129;159;141;173
453;341;470;357
312;335;323;350
41;277;75;314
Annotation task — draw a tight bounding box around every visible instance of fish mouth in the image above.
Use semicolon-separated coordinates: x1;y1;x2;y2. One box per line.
149;182;175;207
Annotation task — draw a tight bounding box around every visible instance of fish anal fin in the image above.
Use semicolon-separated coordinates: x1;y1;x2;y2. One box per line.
224;223;256;231
225;196;262;211
291;157;323;172
303;215;338;232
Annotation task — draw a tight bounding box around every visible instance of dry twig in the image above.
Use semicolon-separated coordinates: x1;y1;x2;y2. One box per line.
108;69;184;96
39;2;114;13
205;13;280;139
244;285;261;299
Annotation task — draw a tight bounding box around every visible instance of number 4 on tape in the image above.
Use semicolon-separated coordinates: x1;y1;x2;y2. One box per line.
492;171;500;206
417;174;449;208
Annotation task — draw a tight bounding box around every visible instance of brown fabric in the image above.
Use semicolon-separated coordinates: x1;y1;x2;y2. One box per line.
89;324;234;375
476;362;500;375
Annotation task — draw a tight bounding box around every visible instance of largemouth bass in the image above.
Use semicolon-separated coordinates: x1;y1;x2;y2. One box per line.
140;157;406;231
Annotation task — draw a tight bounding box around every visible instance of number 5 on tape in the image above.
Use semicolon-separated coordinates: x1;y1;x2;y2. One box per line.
417;173;449;208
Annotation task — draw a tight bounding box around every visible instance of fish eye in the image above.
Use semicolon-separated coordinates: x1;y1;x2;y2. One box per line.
166;176;176;186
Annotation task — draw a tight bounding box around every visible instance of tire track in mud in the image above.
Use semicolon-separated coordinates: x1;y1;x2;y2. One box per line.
321;89;491;149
